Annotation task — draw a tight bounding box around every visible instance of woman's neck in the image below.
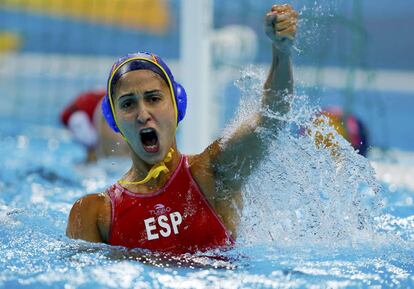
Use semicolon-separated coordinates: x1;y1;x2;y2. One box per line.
122;149;181;194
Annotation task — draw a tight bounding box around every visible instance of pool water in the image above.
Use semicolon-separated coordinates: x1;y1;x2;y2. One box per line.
1;85;414;289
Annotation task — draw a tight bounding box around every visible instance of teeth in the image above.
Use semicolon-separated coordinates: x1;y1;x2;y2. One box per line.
141;128;154;134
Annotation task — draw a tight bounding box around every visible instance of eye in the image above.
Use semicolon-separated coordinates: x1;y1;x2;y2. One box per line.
150;96;161;103
119;98;136;110
145;93;161;103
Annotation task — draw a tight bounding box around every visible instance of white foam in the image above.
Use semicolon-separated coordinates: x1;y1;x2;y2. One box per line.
221;66;382;248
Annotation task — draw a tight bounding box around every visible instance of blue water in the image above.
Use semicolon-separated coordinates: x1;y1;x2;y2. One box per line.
1;86;414;288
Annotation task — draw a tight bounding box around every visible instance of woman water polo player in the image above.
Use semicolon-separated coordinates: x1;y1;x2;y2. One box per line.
66;4;298;254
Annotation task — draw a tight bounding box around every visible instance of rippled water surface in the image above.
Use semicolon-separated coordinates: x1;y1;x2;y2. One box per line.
1;77;414;288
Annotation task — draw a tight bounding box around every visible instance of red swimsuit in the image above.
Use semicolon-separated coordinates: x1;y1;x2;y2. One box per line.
107;155;234;254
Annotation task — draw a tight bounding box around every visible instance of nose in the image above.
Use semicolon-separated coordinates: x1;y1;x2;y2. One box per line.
136;102;151;125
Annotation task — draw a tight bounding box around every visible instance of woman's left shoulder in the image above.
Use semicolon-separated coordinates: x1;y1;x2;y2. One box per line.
186;144;219;201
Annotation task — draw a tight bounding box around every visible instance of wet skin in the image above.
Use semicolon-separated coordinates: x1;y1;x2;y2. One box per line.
113;70;177;168
67;3;298;245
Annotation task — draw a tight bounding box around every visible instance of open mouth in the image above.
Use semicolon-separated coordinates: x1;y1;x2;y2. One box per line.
140;128;160;153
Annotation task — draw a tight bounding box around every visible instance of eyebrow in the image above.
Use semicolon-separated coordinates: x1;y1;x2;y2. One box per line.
117;89;163;101
117;93;134;101
144;89;162;95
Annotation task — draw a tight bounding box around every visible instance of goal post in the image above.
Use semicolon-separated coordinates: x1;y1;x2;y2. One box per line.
179;0;216;154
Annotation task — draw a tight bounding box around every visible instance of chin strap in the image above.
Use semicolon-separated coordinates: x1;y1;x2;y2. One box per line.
119;148;175;185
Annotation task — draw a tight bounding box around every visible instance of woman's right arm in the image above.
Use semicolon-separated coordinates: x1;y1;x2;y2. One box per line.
66;193;111;243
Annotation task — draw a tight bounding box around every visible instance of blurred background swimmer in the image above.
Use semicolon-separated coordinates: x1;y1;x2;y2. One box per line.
321;106;369;156
60;89;130;162
310;106;369;156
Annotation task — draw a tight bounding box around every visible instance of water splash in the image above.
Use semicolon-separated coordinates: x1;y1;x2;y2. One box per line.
292;0;336;58
223;66;383;248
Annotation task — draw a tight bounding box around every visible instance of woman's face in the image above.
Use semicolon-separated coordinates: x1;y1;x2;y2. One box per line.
112;69;176;165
